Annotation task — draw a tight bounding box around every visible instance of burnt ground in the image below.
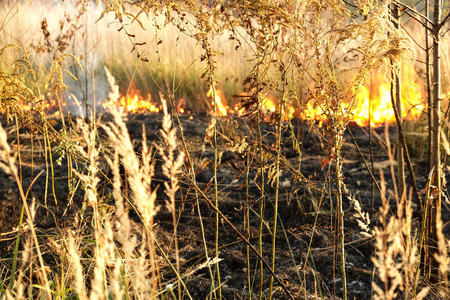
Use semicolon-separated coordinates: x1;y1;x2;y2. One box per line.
0;113;448;299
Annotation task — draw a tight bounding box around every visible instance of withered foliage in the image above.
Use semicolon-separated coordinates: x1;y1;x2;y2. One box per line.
93;0;415;298
0;0;430;299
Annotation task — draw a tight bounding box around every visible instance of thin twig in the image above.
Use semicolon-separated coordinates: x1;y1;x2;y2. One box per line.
347;127;389;205
389;90;423;211
186;175;297;300
391;0;433;28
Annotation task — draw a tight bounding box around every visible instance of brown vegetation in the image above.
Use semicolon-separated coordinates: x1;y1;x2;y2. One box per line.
1;0;450;299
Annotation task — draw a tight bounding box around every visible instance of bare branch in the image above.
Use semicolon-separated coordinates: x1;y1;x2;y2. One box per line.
342;0;358;9
438;10;450;30
401;24;427;51
392;0;433;28
399;8;433;31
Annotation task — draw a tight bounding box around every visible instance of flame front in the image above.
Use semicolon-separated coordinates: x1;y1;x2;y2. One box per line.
350;63;424;127
100;63;424;126
299;62;424;126
103;90;161;114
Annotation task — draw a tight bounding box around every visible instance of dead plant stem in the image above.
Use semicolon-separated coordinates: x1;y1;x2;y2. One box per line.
257;102;265;299
347;128;391;205
245;152;252;299
10;159;51;298
336;146;347;300
269;76;286;299
169;95;217;298
186;175;296;300
210;80;223;299
15;116;22;184
389;83;423;215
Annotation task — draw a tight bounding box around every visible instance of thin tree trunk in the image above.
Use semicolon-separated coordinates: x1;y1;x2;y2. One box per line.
426;0;433;174
429;0;441;282
423;0;432;277
391;5;406;202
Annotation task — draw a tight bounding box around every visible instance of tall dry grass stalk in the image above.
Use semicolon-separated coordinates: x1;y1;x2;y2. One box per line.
371;172;430;300
0;123;52;299
72;117;119;300
59;105;192;299
101;105;161;297
158;94;185;299
369;127;435;300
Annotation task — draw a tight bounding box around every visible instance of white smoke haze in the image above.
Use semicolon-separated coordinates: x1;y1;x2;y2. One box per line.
0;0;253;116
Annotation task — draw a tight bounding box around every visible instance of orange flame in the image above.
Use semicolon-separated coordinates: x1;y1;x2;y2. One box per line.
351;63;423;127
263;96;277;112
19;92;76;115
261;94;295;121
103;90;161;114
98;62;424;127
207;84;228;117
298;62;424;127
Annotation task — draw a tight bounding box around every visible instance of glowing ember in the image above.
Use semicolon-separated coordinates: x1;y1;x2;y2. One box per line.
231;104;245;116
177;98;186;114
263;96;277;112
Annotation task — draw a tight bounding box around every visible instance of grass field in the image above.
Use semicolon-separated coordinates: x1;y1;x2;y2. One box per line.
1;0;450;299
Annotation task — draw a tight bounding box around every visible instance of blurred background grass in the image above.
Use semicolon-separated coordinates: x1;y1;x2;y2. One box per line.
0;0;257;114
1;0;448;121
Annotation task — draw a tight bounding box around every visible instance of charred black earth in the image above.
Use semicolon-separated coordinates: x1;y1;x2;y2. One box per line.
0;113;447;299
